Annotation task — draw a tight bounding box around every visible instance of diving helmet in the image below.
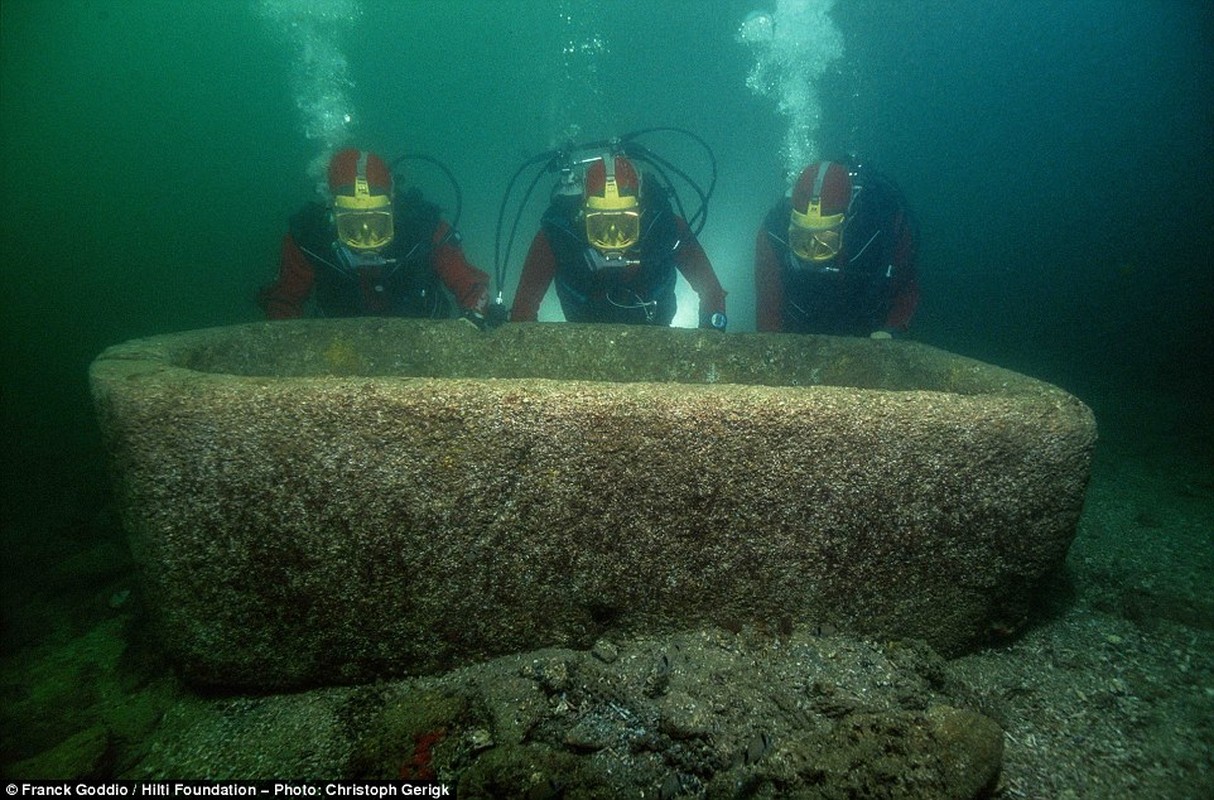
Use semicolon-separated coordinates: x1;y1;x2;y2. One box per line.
329;149;395;252
583;154;641;252
789;161;851;263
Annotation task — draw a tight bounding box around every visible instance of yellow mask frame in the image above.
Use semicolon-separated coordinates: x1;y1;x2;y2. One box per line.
789;201;845;263
333;177;394;252
585;209;641;251
583;155;641;251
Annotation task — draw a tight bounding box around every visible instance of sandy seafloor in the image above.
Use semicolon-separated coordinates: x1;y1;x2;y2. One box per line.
1;380;1210;797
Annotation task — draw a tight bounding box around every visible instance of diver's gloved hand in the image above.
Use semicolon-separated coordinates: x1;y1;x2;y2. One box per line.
461;303;509;332
484;301;510;330
700;312;728;332
460;310;489;331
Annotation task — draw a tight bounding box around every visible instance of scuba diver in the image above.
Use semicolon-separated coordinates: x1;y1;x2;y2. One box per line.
755;160;920;338
502;132;728;329
258;148;489;321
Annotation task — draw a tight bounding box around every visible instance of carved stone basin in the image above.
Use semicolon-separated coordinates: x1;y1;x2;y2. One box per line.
90;319;1096;689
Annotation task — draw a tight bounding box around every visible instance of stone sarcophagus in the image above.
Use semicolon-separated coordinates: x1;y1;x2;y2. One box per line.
90;319;1096;689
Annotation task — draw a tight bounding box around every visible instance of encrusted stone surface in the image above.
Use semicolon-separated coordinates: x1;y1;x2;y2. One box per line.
89;319;1096;689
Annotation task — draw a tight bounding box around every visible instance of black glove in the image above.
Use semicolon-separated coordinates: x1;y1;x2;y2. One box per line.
463;302;510;332
484;301;510;329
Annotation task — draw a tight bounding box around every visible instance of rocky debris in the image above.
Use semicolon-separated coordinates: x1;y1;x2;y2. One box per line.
126;627;1003;798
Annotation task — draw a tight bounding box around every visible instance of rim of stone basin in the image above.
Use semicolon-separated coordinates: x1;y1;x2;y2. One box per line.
90;318;1081;402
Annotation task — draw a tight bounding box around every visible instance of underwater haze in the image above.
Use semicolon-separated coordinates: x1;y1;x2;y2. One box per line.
2;0;1212;499
1;0;1213;786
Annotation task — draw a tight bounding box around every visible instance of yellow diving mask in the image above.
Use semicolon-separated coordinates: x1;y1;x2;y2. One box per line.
789;204;844;263
585;209;640;252
583;154;641;253
333;175;394;252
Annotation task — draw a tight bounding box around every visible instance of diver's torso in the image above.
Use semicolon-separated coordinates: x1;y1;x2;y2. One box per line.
542;193;681;326
765;188;898;336
291;193;451;319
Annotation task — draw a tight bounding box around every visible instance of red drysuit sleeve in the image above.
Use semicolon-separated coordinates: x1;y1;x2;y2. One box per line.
257;234;316;320
883;210;920;331
431;221;489;313
672;217;727;321
754;228;784;333
510;230;558;322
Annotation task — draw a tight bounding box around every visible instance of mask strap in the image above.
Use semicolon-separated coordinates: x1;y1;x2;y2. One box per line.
811;161;831;203
807;161;835;215
601;155;620;201
354;151;371;198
